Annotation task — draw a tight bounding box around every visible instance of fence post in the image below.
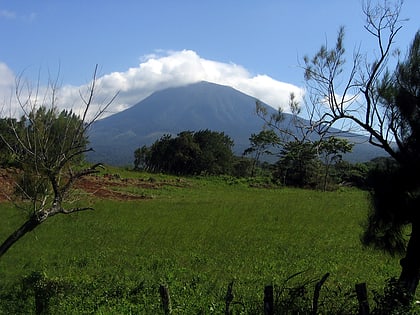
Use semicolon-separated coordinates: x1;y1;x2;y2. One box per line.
355;283;370;315
311;272;330;315
159;285;172;315
225;281;234;315
264;285;274;315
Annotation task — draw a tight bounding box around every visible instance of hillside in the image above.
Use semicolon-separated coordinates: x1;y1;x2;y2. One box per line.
87;81;386;166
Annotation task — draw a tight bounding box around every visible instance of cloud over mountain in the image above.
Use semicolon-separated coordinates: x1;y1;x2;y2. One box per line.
97;50;304;117
0;50;304;119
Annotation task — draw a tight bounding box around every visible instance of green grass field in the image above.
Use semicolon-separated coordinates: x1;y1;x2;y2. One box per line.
0;170;405;314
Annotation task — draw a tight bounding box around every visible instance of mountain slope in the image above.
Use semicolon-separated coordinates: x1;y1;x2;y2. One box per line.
88;81;272;165
87;81;386;166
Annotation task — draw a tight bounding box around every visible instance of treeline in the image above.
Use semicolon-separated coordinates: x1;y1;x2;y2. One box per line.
0;112;387;192
133;129;386;191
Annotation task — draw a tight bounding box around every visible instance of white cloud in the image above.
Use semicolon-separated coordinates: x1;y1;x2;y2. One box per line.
94;50;304;118
0;50;305;120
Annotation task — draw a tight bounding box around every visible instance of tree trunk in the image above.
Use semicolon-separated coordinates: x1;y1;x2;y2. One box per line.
0;214;42;258
398;221;420;299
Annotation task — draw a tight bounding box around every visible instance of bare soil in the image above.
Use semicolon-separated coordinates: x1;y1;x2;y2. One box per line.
74;176;152;201
0;169;185;202
0;168;15;202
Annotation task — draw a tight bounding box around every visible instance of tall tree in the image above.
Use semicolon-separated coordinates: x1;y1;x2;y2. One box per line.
274;140;319;187
316;137;354;191
302;0;420;299
134;145;151;171
193;129;234;175
0;66;116;258
255;93;345;187
244;129;280;177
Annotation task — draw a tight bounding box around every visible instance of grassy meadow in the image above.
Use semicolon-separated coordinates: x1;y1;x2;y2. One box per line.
0;169;404;313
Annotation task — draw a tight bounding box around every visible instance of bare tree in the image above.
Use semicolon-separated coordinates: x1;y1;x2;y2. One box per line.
303;0;420;300
303;1;405;156
256;92;314;145
0;65;117;258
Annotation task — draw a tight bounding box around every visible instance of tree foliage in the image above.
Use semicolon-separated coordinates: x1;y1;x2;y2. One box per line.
0;118;24;167
302;0;420;298
134;129;234;175
362;31;420;254
274;140;319;187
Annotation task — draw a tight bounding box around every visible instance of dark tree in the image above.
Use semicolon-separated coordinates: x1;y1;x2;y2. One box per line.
135;130;234;175
274;140;319;187
0;117;24;167
148;134;173;173
134;145;151;171
170;131;201;175
363;30;420;298
303;0;420;299
193;129;234;175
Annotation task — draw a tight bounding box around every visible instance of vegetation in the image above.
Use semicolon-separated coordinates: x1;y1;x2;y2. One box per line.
243;129;280;177
302;0;420;301
0;170;411;313
134;126;359;191
134;129;234;175
0;66;116;259
0;117;25;167
1;0;419;312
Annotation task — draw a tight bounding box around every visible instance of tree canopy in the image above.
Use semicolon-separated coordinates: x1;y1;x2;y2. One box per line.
134;129;234;175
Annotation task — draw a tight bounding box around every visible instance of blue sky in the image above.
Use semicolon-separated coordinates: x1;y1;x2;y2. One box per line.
0;0;419;117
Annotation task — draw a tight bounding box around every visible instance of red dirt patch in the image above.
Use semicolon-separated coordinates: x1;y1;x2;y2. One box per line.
0;168;187;202
0;168;17;202
74;176;152;200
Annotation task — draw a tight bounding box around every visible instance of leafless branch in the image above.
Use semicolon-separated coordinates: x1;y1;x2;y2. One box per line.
302;0;405;160
0;65;117;259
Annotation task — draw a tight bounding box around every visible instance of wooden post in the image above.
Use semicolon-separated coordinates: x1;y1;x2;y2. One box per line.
311;272;330;315
225;281;234;315
159;285;172;315
264;285;274;315
355;283;370;315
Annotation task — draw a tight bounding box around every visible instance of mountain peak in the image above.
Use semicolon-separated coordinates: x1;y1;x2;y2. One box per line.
87;81;386;166
87;81;269;165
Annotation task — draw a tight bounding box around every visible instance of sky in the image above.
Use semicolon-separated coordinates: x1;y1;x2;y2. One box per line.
0;0;419;119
